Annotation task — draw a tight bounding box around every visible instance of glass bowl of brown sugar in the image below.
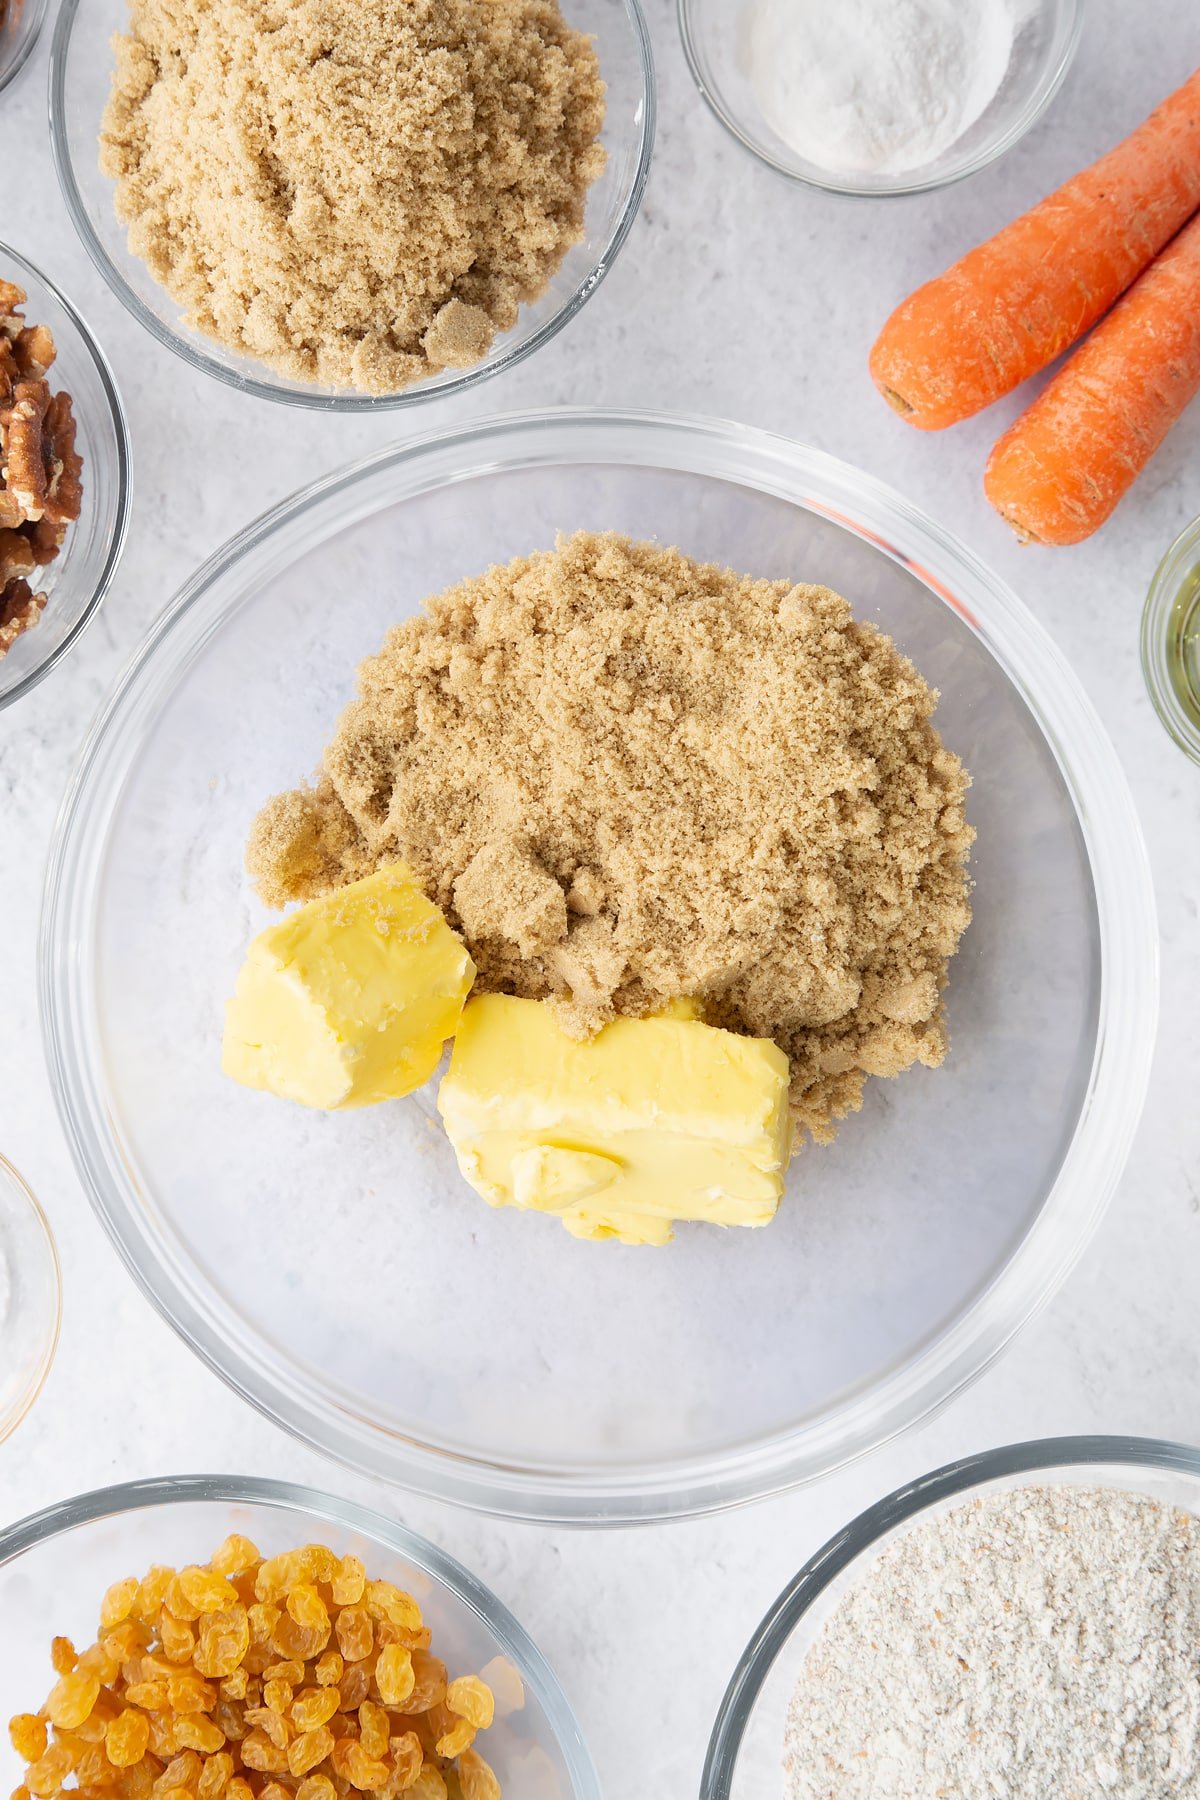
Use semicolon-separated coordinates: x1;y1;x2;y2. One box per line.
41;409;1157;1524
49;0;655;411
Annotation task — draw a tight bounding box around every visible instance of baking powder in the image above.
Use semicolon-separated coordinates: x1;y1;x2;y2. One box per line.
745;0;1016;176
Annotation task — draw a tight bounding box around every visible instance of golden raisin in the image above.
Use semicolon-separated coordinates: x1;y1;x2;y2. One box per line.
313;1653;343;1690
134;1571;173;1625
244;1708;289;1752
218;1670;247;1703
374;1647;414;1711
435;1718;473;1760
357;1702;389;1760
286;1587;330;1636
286;1726;334;1778
166;1674;215;1715
258;1784;292;1800
457;1751;500;1800
178;1570;237;1617
329;1559;365;1609
123;1682;169;1712
161;1579;201;1626
152;1751;202;1796
445;1678;493;1732
73;1743;116;1786
291;1689;340;1734
175;1717;227;1755
247;1605;280;1647
403;1655;446;1716
262;1662;304;1687
225;1781;254;1800
107;1714;151;1769
388;1733;423;1788
331;1740;389;1791
50;1639;78;1676
158;1615;196;1667
334;1609;372;1665
254;1555;303;1605
26;1748;77;1797
194;1610;250;1682
9;1715;48;1762
240;1730;289;1775
46;1671;102;1730
196;1753;234;1800
407;1770;447;1800
208;1539;260;1581
101;1581;140;1632
295;1776;337;1800
363;1586;421;1633
337;1665;371;1712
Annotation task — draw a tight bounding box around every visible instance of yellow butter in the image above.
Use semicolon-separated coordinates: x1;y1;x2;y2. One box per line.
437;994;792;1245
223;864;475;1109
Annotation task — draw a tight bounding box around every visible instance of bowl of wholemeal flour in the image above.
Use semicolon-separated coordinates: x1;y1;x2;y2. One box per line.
49;0;654;407
703;1437;1200;1799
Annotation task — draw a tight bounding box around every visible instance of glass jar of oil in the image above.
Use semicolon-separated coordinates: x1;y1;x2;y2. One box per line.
1142;516;1200;764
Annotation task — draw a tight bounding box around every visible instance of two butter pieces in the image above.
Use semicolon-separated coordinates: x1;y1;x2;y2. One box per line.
223;864;792;1243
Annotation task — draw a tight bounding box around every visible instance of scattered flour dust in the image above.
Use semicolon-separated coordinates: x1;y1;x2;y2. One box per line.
785;1485;1200;1798
745;0;1016;177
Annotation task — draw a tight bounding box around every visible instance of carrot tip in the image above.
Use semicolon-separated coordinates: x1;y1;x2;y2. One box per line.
879;384;914;418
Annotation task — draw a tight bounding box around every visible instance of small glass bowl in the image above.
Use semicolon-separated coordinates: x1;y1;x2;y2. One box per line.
678;0;1082;196
1141;513;1200;765
0;240;131;710
0;1153;61;1444
703;1435;1200;1797
49;0;655;410
0;0;49;97
0;1476;601;1800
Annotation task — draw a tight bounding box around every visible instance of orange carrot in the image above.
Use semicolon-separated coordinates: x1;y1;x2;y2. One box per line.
870;68;1200;431
983;211;1200;545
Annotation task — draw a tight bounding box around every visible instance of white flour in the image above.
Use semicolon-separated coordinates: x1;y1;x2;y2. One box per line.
784;1485;1200;1798
744;0;1015;176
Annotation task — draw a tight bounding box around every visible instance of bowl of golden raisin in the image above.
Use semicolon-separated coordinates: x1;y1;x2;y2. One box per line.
0;1477;600;1800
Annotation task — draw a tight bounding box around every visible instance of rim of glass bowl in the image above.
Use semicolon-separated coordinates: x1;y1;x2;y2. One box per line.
47;0;656;413
701;1433;1200;1796
0;0;50;97
676;0;1083;198
0;238;131;711
1140;512;1200;765
40;408;1159;1525
0;1472;602;1800
0;1150;63;1443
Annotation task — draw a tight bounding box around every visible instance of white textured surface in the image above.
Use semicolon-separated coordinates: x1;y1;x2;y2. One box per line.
1;3;1198;1796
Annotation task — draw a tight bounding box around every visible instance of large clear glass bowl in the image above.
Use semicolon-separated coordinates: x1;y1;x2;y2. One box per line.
49;0;654;411
0;240;131;710
0;1476;600;1800
702;1435;1200;1797
40;410;1158;1523
678;0;1081;197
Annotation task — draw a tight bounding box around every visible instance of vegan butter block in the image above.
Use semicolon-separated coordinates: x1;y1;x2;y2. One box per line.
437;994;793;1245
223;864;475;1109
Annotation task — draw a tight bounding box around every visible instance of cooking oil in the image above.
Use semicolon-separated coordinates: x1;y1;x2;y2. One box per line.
1164;561;1200;732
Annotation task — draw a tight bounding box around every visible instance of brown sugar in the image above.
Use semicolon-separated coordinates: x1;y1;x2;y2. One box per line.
99;0;607;395
248;533;974;1143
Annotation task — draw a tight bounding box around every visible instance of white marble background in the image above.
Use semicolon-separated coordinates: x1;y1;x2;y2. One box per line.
2;2;1199;1795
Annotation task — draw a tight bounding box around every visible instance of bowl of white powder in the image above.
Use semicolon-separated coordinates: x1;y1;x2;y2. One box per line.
703;1436;1200;1798
678;0;1082;196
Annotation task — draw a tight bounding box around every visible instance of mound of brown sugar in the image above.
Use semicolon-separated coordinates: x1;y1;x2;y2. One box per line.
248;534;974;1142
100;0;606;394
